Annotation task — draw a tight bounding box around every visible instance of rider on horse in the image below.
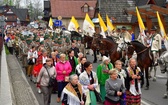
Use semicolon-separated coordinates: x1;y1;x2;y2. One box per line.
150;26;162;66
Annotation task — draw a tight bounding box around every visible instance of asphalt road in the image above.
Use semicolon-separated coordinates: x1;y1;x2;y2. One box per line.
20;54;168;105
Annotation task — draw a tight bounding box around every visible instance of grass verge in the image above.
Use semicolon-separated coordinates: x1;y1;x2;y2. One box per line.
5;46;10;55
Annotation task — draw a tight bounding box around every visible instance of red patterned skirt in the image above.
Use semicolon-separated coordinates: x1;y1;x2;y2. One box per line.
104;99;120;105
126;90;141;105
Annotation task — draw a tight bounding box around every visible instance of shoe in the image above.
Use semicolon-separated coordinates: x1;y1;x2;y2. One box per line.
37;88;42;94
57;97;61;103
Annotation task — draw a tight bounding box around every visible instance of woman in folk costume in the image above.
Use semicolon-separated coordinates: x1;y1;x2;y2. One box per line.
32;47;43;81
96;56;113;102
104;69;125;105
79;61;100;105
75;57;87;76
61;74;84;105
56;53;72;103
67;50;78;74
125;58;142;105
77;52;84;64
42;50;48;64
32;46;43;93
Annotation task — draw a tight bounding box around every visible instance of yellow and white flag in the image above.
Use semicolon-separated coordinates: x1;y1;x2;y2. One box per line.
83;13;95;36
156;11;168;50
68;16;79;31
48;17;53;30
98;13;108;38
106;14;115;34
136;7;146;45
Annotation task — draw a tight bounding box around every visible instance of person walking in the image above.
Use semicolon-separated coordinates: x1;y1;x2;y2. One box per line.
27;46;38;77
37;58;57;105
114;60;127;105
55;53;72;103
79;61;100;105
104;69;125;105
75;57;87;76
96;56;113;102
61;74;84;105
125;58;142;105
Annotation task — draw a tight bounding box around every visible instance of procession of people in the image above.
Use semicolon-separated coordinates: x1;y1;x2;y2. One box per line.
2;16;168;105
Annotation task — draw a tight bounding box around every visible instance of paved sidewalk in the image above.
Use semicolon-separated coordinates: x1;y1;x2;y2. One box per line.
7;54;39;105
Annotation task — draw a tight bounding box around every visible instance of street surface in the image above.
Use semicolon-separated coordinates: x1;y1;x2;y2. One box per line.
19;54;168;105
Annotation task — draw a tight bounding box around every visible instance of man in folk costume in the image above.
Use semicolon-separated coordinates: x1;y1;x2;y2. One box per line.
120;26;132;42
120;26;132;60
61;74;84;105
111;28;122;43
27;46;38;77
150;26;162;65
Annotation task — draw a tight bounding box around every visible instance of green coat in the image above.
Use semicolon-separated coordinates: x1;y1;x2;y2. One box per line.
96;63;113;85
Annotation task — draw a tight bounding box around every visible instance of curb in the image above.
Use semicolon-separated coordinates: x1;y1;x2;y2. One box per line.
0;45;13;105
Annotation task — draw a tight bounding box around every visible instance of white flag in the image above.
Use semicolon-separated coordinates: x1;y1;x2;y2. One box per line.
83;13;95;36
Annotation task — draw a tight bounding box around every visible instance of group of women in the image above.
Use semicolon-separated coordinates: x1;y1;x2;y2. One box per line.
27;43;142;105
97;57;142;105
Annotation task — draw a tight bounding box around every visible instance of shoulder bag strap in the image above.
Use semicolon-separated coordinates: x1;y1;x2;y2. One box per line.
44;66;51;78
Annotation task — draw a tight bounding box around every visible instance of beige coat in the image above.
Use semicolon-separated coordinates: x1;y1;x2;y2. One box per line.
151;34;162;51
121;31;132;42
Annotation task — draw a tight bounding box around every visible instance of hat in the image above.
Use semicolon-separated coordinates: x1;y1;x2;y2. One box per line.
102;56;110;63
121;26;127;30
26;40;32;45
117;28;121;31
36;40;40;42
40;41;44;45
150;26;157;31
77;37;81;41
65;38;70;43
72;37;77;40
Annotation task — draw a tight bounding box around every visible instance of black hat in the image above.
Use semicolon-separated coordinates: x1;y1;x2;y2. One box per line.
121;26;127;30
151;26;157;31
117;28;121;31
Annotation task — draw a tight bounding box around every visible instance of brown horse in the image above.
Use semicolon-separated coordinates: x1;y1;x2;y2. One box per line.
83;35;98;63
92;36;122;65
127;40;155;90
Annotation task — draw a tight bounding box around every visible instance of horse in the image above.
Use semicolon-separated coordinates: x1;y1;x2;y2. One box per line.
92;36;123;65
158;51;168;98
126;40;156;90
83;34;99;63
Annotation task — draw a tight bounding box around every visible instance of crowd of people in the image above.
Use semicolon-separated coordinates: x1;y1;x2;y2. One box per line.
2;24;166;105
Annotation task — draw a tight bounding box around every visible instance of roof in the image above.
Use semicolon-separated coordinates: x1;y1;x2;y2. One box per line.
50;0;97;18
130;0;166;23
0;5;29;21
11;8;28;21
97;0;136;23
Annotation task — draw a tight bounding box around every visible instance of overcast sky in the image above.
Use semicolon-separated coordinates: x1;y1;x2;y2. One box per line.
18;0;44;8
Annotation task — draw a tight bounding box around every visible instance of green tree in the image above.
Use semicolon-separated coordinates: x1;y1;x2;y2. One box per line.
27;1;34;20
3;0;14;6
27;0;43;21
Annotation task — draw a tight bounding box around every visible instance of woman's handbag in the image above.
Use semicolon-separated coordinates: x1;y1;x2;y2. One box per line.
45;67;56;87
94;89;102;102
28;58;36;65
